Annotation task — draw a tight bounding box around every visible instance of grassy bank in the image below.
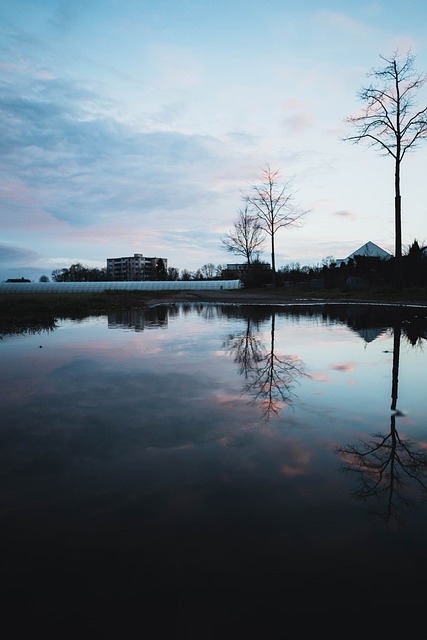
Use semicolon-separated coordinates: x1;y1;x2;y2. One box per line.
0;290;177;334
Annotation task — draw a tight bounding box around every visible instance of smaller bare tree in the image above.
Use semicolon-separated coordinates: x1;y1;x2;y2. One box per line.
221;204;265;268
167;266;179;281
199;263;217;279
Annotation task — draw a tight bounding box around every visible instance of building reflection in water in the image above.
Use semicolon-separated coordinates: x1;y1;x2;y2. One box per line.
108;306;171;331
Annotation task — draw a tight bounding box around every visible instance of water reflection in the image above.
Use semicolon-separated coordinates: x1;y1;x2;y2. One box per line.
335;313;427;525
2;301;427;628
224;308;306;419
319;302;427;345
336;414;427;526
107;302;225;331
106;302;427;521
108;306;170;330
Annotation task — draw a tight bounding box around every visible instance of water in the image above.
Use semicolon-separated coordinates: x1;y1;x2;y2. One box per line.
1;302;427;632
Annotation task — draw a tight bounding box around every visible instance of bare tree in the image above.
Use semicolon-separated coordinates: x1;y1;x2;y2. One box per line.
180;268;193;281
336;419;427;525
215;264;226;278
343;50;427;286
224;310;306;421
155;258;167;281
199;263;217;279
167;266;179;281
243;164;308;286
243;312;306;420
221;204;265;268
335;315;427;524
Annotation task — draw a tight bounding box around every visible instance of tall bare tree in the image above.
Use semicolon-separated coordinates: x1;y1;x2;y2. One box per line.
221;204;265;268
243;164;307;286
343;50;427;287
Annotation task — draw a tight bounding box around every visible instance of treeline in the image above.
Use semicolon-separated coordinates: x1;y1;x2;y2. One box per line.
48;262;226;283
37;240;427;290
274;241;427;292
236;241;427;290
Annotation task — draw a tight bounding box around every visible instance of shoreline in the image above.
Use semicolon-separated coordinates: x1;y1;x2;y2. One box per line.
143;288;427;308
1;288;426;335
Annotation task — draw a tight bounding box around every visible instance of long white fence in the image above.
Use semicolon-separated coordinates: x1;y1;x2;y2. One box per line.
0;280;242;293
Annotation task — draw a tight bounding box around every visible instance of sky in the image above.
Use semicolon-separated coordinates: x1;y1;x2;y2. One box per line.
1;0;427;282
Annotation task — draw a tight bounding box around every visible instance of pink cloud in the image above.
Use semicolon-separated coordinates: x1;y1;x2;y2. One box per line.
0;179;38;207
280;441;312;477
311;372;334;382
35;70;56;80
330;362;355;372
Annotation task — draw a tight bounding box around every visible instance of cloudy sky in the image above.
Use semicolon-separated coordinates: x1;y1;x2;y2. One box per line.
1;0;427;281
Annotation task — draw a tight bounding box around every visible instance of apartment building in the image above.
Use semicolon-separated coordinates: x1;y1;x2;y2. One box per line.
106;253;167;281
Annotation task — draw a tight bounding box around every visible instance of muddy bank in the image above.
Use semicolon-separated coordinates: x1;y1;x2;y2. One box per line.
145;288;427;308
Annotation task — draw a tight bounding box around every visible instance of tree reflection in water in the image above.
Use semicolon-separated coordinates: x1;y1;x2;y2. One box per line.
224;307;307;420
335;314;427;526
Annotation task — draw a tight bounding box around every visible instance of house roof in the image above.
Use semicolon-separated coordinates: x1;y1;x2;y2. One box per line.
337;241;392;265
352;327;387;343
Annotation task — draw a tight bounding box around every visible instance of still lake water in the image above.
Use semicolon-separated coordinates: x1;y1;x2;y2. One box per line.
1;301;427;631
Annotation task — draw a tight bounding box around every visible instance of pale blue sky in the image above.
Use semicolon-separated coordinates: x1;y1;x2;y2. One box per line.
1;0;427;280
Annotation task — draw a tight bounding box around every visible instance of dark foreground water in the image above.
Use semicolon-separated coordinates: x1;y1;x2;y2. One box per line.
1;302;427;634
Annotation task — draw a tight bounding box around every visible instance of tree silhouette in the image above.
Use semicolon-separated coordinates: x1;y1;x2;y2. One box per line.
243;165;308;287
224;309;306;420
221;204;265;268
155;258;167;281
223;316;265;377
344;51;427;287
335;317;427;525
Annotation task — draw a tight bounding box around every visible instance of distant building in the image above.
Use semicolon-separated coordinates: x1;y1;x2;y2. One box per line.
106;253;167;281
335;241;392;266
5;277;31;283
222;262;271;279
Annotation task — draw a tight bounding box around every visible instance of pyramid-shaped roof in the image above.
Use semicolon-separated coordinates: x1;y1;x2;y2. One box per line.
346;241;392;261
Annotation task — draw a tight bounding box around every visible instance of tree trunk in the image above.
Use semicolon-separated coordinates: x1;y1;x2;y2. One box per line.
390;319;401;411
271;234;276;286
394;156;402;289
